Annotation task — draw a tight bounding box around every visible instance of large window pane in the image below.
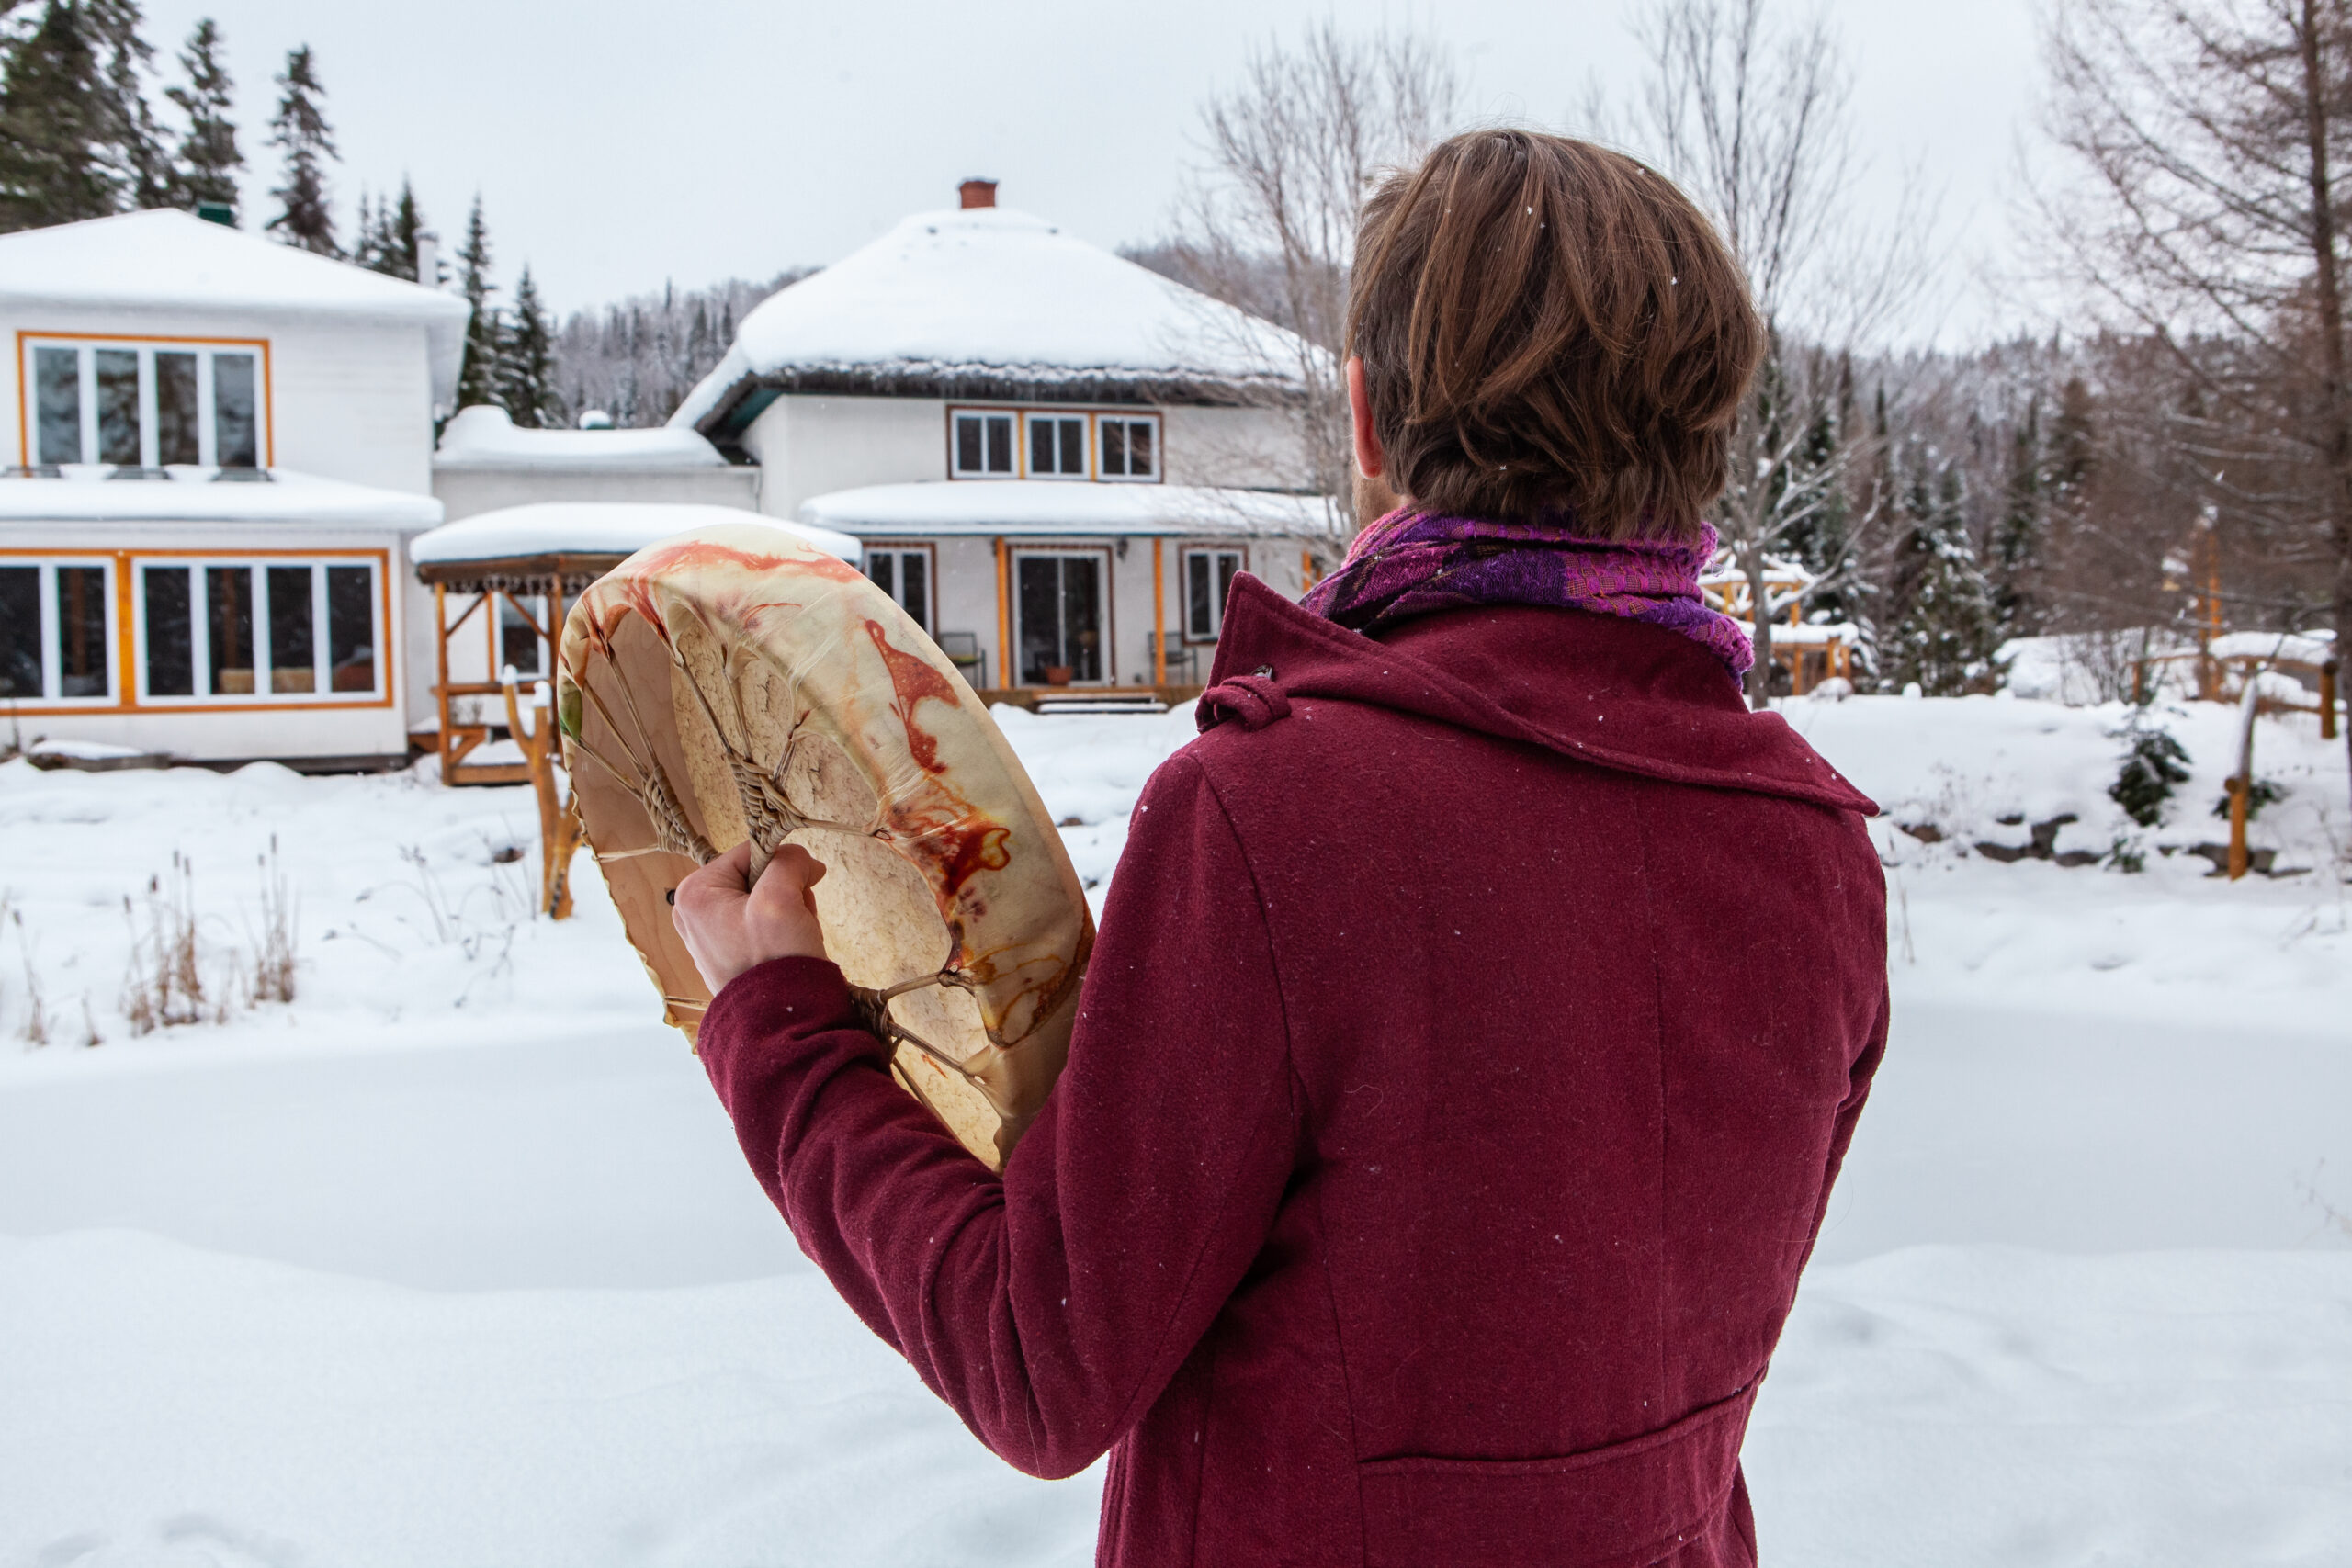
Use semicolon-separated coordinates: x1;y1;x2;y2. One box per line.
0;567;42;698
1030;417;1057;475
1186;553;1213;638
1017;558;1059;684
214;353;258;468
96;348;141;466
866;553;896;599
155;352;200;465
143;567;193;696
497;594;542;679
955;416;983;474
267;565;315;693
207;566;254;694
1057;419;1085;474
899;550;928;632
1062;558;1102;681
985;414;1012;473
57;565;107;698
1128;420;1154;477
326;566;375;692
35;348;83;466
1102;421;1127;477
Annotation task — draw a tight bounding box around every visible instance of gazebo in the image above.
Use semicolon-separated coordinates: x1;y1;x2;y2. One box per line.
408;502;859;914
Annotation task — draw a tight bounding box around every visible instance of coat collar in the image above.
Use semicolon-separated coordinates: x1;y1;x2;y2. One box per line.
1201;574;1877;817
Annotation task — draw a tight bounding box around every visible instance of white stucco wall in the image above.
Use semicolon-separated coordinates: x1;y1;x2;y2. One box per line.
432;465;761;524
742;396;946;521
3;303;439;494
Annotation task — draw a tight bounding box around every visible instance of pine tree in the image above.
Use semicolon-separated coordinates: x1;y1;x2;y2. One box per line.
384;176;427;281
165;16;238;219
0;2;122;231
86;0;171;209
1992;398;2045;638
497;265;563;428
264;44;336;255
454;194;503;410
1884;452;1999;695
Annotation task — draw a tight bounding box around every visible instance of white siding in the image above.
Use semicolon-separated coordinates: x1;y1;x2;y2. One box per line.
744;396;947;521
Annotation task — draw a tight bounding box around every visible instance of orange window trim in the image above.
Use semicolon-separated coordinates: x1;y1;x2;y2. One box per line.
0;546;394;713
16;331;276;468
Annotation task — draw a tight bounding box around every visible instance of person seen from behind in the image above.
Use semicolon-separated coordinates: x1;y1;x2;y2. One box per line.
674;127;1889;1567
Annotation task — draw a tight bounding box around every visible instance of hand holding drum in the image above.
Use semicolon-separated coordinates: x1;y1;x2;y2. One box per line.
556;523;1093;1169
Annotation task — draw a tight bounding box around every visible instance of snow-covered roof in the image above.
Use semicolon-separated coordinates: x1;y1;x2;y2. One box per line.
671;206;1312;436
411;502;859;570
799;479;1329;539
0;466;441;528
0;209;471;403
434;405;729;470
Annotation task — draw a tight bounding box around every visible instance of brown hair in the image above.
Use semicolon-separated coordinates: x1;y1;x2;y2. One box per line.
1346;130;1760;542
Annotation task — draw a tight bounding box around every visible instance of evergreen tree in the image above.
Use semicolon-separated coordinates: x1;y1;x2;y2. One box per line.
1884;451;1999;695
86;0;170;209
1992;398;2045;638
165;16;238;218
349;187;387;270
383;176;427;281
454;194;503;410
0;2;122;230
497;265;563;428
264;44;336;255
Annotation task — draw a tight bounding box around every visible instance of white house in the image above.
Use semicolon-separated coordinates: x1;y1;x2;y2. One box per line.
0;209;467;766
669;181;1331;692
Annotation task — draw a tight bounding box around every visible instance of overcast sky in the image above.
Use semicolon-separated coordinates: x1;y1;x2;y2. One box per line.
136;0;2047;345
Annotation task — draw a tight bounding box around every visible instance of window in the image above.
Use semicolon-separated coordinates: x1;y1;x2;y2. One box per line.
137;558;379;702
1099;416;1159;481
1014;553;1106;684
23;338;267;468
498;594;548;680
952;411;1015;477
864;547;933;633
1184;549;1244;641
0;559;113;702
1024;412;1089;478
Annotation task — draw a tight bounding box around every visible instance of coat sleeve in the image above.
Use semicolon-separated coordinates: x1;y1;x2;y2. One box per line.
696;750;1299;1479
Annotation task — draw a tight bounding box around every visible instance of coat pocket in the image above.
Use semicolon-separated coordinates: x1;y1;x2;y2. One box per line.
1356;1382;1756;1568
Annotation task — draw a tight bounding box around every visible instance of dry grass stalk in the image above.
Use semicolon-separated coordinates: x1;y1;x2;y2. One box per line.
122;852;211;1035
12;908;50;1046
251;835;299;1006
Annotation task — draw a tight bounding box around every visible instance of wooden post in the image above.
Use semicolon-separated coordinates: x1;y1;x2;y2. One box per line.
433;582;452;781
2324;660;2340;741
994;536;1012;694
2227;775;2250;881
1152;537;1167;687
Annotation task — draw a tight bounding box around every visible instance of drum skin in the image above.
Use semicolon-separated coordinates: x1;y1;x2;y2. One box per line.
555;523;1092;1169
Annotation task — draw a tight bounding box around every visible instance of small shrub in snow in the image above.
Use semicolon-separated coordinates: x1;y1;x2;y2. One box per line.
122;853;220;1033
2211;777;2287;822
250;837;300;1006
2110;724;2191;827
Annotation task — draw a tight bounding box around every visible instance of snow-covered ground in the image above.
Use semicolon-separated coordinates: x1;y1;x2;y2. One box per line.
2;693;2347;1567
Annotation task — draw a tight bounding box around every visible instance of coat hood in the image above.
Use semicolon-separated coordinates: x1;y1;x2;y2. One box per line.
1198;574;1876;816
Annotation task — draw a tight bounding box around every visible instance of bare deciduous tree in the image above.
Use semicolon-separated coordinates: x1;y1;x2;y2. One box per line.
1155;22;1462;556
1609;0;1938;701
2035;0;2352;791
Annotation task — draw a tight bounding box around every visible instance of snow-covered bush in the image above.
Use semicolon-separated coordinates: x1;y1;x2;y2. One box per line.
2109;722;2191;828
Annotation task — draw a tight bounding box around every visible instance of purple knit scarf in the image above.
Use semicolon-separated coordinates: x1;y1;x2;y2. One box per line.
1300;509;1755;682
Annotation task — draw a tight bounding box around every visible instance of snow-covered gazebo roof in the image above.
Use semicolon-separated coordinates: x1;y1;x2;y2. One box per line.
0;209;472;403
799;480;1328;539
672;205;1312;445
411;502;859;592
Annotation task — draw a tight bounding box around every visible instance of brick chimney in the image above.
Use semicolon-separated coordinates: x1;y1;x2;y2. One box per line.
959;178;998;210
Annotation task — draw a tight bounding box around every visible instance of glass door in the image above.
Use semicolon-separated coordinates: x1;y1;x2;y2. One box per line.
1014;553;1104;685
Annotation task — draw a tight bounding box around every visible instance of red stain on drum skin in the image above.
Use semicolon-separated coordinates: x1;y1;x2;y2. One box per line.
863;620;959;774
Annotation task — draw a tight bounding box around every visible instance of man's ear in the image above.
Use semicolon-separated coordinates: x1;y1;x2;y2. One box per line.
1347;356;1385;480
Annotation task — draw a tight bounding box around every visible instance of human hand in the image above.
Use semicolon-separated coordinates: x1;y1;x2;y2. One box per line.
673;840;829;993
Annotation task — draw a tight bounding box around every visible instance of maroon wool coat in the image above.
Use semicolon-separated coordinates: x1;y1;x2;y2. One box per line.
698;575;1889;1568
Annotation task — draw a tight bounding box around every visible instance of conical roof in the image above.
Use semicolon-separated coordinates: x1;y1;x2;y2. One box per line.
671;206;1310;437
